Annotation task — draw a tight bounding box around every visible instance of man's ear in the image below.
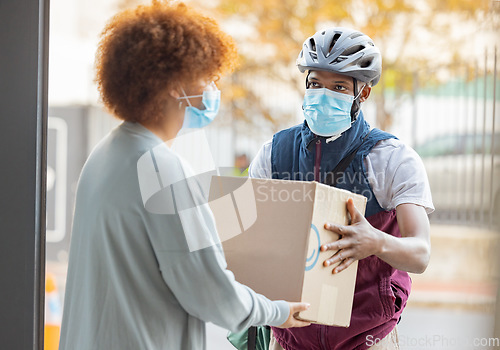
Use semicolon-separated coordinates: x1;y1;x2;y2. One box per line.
359;86;372;102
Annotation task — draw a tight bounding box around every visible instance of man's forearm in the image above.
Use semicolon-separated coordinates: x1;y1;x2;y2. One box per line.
376;231;430;274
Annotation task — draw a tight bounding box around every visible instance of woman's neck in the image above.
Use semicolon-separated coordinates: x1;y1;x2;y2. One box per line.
140;109;184;144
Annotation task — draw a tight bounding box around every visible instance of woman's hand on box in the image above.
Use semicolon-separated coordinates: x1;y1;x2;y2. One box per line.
320;198;383;274
276;302;312;328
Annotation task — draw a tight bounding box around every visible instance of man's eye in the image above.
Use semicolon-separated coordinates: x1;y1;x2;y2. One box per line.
334;85;347;91
309;81;321;88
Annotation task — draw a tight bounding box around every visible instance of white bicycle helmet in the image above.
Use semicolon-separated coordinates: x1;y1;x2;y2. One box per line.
297;27;382;86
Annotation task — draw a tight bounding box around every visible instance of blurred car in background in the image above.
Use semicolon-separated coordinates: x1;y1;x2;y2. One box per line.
415;132;500;227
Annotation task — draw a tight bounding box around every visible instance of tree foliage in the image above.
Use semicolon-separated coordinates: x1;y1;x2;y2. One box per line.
117;0;498;131
203;0;496;130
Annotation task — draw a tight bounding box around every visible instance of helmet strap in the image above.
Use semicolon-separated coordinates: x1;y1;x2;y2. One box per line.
303;71;311;111
350;78;361;122
305;71;312;89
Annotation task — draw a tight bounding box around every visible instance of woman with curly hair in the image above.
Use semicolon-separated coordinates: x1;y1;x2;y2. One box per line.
59;2;309;349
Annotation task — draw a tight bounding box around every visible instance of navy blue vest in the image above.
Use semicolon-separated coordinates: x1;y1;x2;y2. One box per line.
271;112;396;217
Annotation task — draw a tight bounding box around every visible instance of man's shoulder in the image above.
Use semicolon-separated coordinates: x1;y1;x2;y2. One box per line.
371;137;404;151
272;123;304;147
370;138;418;157
367;128;397;143
274;122;304;137
368;138;423;173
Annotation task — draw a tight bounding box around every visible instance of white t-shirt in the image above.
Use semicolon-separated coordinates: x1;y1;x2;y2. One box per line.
249;137;435;214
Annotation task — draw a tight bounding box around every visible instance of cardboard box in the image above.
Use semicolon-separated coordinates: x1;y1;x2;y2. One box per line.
208;176;367;327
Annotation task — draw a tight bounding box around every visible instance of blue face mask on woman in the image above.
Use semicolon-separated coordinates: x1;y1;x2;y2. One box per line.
302;87;364;137
178;82;221;129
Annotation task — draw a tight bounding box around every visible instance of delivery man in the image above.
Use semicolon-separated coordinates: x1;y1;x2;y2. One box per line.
249;27;434;350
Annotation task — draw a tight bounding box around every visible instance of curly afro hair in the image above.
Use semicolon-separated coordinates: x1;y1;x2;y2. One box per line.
95;0;238;123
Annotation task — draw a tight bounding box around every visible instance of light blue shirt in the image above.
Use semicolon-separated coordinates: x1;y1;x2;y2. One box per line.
59;121;288;350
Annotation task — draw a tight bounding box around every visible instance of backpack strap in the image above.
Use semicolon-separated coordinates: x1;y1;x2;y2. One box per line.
247;326;257;350
324;130;372;187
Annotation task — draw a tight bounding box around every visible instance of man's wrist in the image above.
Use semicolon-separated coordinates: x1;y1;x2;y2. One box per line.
374;227;388;257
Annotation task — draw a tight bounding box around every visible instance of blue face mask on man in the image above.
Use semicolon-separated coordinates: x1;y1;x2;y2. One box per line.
178;82;221;129
302;86;365;137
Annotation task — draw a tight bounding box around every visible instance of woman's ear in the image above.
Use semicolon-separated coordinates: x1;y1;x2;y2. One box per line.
359;85;372;102
169;89;181;99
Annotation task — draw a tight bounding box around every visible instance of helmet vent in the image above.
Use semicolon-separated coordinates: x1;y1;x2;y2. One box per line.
309;38;316;51
350;33;363;39
342;45;364;56
330;56;347;64
359;58;372;68
309;52;318;61
328;33;341;54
